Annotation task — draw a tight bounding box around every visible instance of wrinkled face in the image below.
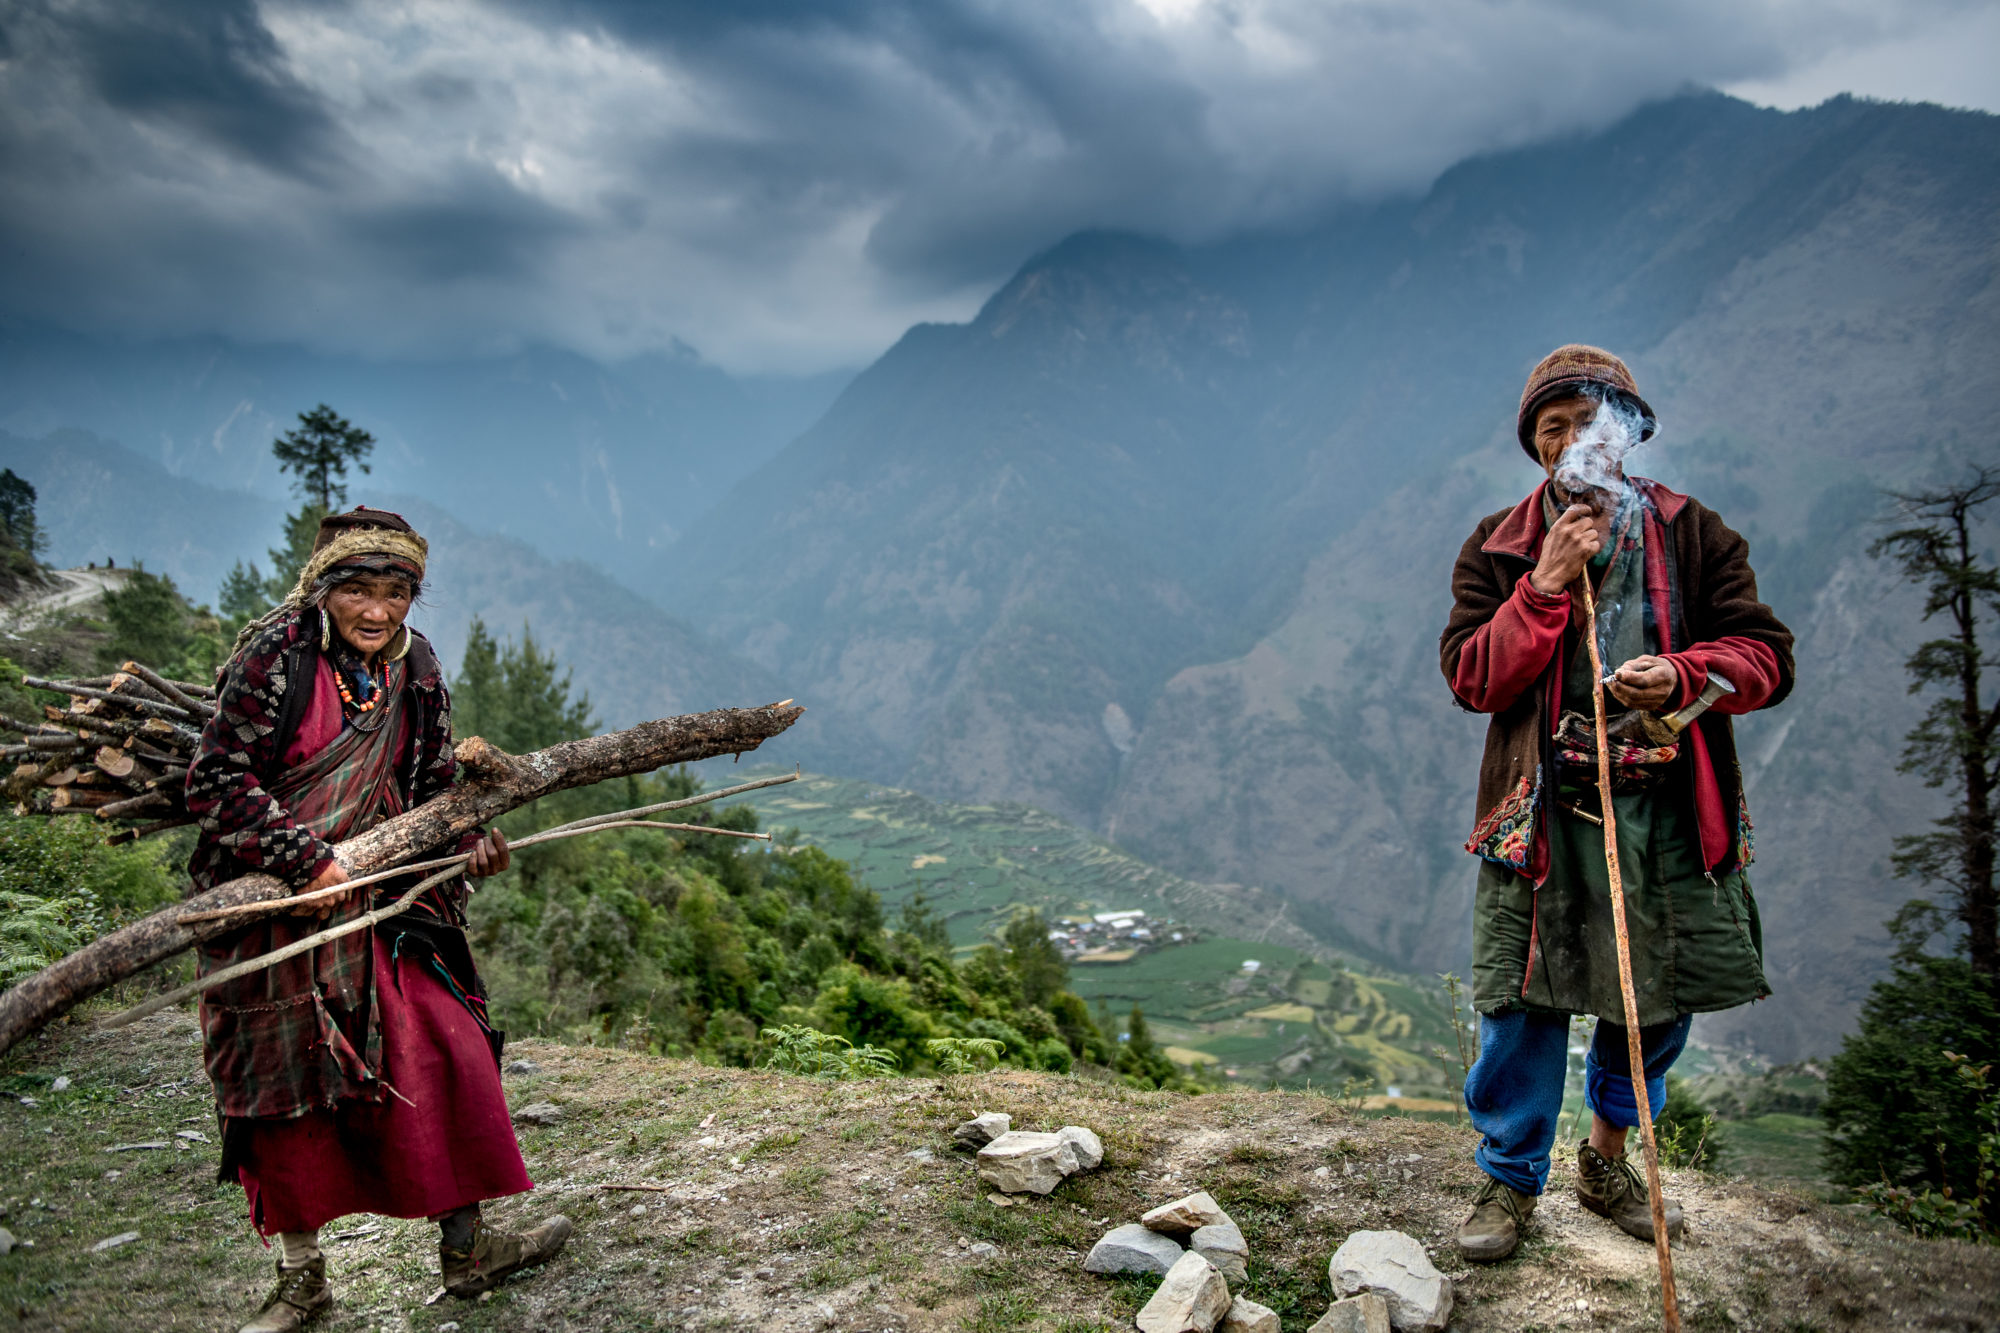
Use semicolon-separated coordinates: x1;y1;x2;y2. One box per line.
1534;391;1616;500
325;576;413;660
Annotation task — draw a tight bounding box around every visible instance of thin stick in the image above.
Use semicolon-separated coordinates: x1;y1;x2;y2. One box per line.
105;816;196;845
546;769;803;834
1581;578;1680;1333
120;661;209;717
21;677;197;724
597;1183;679;1193
101;863;464;1029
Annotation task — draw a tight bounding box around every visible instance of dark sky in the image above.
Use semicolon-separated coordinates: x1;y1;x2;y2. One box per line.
1;0;1994;373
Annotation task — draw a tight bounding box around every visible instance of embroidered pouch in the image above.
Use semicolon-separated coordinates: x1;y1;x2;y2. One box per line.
1465;767;1541;869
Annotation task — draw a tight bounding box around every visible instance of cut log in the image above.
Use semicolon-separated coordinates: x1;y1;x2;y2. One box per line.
52;786;116;810
41;766;79;787
0;700;804;1057
96;747;137;779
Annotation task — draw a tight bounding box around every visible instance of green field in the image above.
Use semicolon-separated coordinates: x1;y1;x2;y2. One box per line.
732;771;1470;1093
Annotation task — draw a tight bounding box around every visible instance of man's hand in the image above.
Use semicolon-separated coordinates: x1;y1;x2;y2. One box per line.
466;828;511;878
1529;503;1605;596
1607;654;1680;711
297;858;351;919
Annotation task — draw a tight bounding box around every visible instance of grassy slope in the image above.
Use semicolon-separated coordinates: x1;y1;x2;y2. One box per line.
4;1012;1995;1332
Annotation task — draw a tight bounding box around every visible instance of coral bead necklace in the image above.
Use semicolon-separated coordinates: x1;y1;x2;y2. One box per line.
337;663;381;714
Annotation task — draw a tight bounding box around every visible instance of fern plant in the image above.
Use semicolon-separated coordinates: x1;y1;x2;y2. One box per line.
926;1036;1005;1074
0;890;94;989
760;1024;900;1080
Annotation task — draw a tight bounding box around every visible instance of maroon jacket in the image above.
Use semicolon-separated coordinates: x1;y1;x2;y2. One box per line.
1440;479;1794;883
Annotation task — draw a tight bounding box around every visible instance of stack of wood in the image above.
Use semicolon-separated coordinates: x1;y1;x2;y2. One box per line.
2;661;211;842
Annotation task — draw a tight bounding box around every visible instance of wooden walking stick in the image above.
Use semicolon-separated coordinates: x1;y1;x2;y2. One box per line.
1580;577;1681;1333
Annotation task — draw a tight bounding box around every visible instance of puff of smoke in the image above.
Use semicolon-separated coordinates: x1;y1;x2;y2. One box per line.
1550;387;1652;520
1551;388;1655;682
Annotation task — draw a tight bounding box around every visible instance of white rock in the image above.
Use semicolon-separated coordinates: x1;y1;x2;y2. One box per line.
511;1101;563;1126
1055;1124;1103;1170
504;1059;542;1076
966;1241;1000;1260
1083;1223;1184;1275
976;1131;1081;1194
174;1129;209;1143
953;1112;1011;1148
1191;1219;1248;1282
1142;1191;1229;1234
1328;1232;1452;1332
904;1148;935;1163
1136;1251;1231;1333
49;1076;70;1092
1307;1294;1392;1333
0;1227;14;1256
1221;1295;1282;1333
90;1231;140;1253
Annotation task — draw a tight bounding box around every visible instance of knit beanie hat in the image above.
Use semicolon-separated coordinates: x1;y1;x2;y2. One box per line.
1516;344;1656;460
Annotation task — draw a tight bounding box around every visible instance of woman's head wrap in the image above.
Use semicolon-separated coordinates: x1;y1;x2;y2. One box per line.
229;507;428;658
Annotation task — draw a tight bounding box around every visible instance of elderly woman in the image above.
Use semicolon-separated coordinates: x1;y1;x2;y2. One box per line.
187;508;570;1333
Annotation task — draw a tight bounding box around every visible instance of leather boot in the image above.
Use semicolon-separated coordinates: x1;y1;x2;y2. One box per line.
1577;1140;1684;1242
237;1257;331;1333
1455;1174;1537;1262
441;1213;573;1298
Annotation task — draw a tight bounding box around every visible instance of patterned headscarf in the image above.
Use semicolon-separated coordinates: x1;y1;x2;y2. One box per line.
229;507;429;659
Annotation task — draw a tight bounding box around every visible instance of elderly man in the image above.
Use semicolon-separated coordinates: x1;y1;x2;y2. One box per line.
188;507;571;1331
1439;346;1794;1262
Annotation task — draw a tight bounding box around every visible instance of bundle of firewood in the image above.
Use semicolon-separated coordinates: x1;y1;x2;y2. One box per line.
2;661;212;842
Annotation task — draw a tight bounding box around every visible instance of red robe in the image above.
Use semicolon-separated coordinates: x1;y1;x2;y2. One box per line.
226;655;532;1235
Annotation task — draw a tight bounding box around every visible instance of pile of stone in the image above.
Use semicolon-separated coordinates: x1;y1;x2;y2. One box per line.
952;1112;1105;1195
1082;1191;1451;1333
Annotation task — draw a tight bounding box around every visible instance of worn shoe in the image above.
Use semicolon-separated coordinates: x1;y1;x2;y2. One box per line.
237;1257;331;1333
1455;1174;1537;1262
1577;1141;1684;1242
442;1213;573;1297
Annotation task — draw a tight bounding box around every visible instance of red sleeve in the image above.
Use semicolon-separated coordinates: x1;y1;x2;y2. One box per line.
1448;577;1571;713
1660;636;1785;715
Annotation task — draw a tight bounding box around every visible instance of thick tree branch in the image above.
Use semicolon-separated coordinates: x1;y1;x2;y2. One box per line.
0;701;803;1057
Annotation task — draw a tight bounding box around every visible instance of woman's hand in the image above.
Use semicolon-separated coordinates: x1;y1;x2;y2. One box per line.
1607;654;1680;711
1529;503;1606;596
296;858;351;918
466;828;511;878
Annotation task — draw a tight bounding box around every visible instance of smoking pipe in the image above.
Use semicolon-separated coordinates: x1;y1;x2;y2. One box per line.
1603;671;1737;747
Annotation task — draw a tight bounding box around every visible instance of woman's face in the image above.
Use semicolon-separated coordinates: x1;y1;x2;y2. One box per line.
325;576;413;661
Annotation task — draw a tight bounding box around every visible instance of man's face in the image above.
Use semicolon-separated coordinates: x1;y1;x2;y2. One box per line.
326;576;413;659
1533;391;1615;503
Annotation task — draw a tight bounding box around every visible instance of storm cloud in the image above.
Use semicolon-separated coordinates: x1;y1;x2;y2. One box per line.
0;0;1992;371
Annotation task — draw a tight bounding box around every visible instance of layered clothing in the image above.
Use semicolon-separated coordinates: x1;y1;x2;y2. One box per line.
1439;479;1794;1023
186;608;528;1234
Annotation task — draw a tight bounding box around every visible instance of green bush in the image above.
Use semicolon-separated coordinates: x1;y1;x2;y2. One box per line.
1823;956;2000;1231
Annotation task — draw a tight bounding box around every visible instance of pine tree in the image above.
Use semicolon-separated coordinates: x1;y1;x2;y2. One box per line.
0;469;40;557
1000;908;1068;1008
1870;466;2000;974
272;405;374;512
263;503;328;603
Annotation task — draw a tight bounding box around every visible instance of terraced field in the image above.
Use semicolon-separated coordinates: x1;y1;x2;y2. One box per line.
733;771;1469;1097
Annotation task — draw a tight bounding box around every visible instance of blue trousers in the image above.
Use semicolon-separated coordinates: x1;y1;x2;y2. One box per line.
1462;1009;1691;1195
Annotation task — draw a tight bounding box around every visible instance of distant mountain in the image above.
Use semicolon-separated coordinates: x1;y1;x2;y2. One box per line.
0;428;876;770
0;330;850;592
662;92;2000;1059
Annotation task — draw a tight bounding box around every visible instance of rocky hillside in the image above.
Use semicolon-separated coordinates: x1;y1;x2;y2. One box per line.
3;1011;1995;1331
661;93;2000;1060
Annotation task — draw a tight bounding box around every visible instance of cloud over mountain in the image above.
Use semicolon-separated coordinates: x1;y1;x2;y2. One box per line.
0;0;1992;371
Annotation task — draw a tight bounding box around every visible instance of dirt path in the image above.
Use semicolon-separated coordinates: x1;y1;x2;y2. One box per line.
1;1012;1994;1331
0;566;129;632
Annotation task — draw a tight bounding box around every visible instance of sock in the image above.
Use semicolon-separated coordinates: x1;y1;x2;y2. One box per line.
277;1230;321;1268
437;1204;480;1251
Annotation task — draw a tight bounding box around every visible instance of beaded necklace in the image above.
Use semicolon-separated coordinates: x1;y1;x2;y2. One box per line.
336;661;381;715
